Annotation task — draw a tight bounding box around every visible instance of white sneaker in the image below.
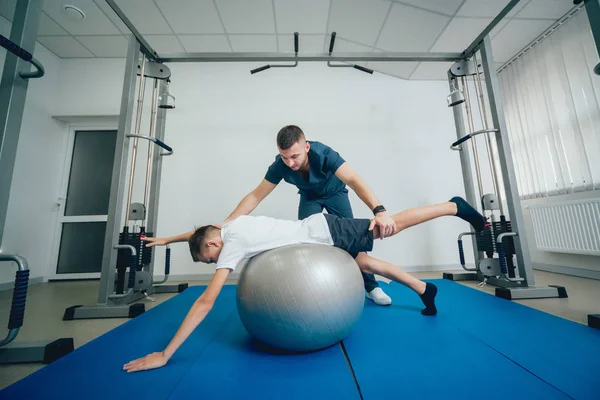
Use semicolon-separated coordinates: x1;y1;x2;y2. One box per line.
366;287;392;306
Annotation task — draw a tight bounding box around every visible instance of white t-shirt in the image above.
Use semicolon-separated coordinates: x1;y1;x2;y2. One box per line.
215;214;334;271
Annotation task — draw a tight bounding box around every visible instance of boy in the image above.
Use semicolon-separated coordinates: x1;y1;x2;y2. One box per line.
123;196;485;373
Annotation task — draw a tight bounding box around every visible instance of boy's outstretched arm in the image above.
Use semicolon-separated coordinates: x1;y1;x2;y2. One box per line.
123;268;231;373
143;230;194;247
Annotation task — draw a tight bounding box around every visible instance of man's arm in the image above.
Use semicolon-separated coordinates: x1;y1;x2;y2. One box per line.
123;268;231;373
223;179;277;223
334;162;396;239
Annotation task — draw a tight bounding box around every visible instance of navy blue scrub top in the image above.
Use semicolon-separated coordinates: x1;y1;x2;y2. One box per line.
264;141;347;199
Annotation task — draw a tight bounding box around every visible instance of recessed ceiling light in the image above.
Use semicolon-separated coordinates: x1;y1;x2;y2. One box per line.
63;4;86;20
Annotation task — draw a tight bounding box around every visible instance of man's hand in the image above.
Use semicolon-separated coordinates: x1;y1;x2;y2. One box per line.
123;352;168;373
369;212;396;239
141;237;169;247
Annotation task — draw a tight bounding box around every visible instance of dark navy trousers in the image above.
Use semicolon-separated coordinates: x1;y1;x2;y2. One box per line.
297;189;379;293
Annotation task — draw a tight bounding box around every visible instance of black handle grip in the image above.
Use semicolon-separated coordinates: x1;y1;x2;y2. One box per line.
0;34;32;62
329;32;337;54
353;65;373;74
128;255;137;289
251;65;270;74
165;247;171;276
153;138;172;152
294;32;299;54
458;240;465;267
8;270;29;329
498;242;508;274
1;34;44;79
451;134;472;148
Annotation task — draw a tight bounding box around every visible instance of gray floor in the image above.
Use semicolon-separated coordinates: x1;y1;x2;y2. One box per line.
1;270;599;390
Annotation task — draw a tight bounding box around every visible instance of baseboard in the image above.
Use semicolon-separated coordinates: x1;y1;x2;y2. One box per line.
533;263;600;280
0;276;44;292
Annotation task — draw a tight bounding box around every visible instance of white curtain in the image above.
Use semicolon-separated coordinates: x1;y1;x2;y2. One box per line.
498;8;600;199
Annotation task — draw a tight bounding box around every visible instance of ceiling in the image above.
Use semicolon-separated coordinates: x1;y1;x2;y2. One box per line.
0;0;580;80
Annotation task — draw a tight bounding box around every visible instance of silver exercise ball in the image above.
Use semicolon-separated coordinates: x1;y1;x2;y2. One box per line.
236;244;365;352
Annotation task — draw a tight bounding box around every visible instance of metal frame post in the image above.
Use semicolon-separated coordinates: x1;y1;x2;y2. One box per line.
0;0;43;248
145;79;187;293
477;36;564;300
97;34;141;304
479;36;536;286
145;80;167;242
145;80;167;278
446;37;567;299
447;71;481;269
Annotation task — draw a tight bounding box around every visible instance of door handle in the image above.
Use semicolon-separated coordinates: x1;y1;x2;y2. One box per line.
56;197;66;208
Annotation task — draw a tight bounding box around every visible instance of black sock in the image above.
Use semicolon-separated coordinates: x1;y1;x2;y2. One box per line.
449;196;486;232
419;283;437;316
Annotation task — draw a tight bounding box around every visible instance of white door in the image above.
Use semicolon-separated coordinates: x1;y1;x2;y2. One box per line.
49;127;118;280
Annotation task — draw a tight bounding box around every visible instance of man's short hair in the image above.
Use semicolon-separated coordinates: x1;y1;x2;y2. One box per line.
277;125;305;150
188;225;219;262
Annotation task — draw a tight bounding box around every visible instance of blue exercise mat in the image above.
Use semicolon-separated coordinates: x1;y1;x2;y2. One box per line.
429;279;600;400
0;285;358;399
168;311;359;400
4;279;598;400
343;280;600;400
0;285;239;400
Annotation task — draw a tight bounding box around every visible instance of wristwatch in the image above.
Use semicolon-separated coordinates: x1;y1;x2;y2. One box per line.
372;205;386;215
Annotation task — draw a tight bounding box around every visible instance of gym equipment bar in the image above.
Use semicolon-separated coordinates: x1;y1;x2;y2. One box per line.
462;0;522;58
0;254;74;364
0;34;44;79
105;0;159;62
159;51;465;63
445;36;567;300
0;0;43;247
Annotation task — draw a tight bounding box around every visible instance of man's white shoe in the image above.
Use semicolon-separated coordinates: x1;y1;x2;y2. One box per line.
366;287;392;306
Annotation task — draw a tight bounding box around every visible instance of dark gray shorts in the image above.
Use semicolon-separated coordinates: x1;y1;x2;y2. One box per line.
323;214;374;258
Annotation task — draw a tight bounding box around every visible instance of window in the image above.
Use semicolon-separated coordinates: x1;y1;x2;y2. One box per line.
498;8;600;199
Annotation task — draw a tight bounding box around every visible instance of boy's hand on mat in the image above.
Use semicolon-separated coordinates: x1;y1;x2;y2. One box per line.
369;212;396;239
142;237;168;247
123;352;168;372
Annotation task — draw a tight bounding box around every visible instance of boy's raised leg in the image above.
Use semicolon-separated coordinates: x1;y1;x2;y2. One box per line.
372;197;486;238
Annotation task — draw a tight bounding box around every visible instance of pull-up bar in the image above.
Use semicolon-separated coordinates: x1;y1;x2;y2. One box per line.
250;33;299;74
250;32;375;75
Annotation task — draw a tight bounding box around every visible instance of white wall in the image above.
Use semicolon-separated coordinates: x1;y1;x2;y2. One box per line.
0;15;66;285
56;58;125;116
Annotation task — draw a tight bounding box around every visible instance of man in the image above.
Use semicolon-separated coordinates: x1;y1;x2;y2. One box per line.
147;125;395;305
123;196;486;373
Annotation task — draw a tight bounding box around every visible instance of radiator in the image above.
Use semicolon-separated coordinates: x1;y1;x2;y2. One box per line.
528;199;600;256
